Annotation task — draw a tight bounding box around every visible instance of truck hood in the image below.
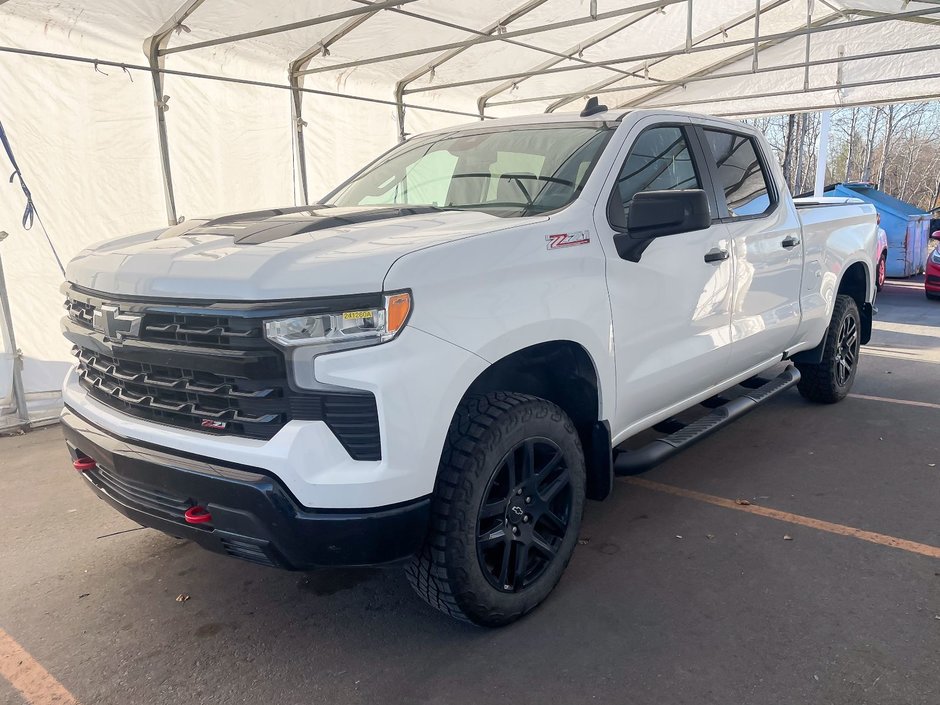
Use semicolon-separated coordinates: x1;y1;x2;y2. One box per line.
67;206;541;300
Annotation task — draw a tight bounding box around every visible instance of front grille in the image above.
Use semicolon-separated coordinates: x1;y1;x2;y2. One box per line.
77;347;286;437
65;297;269;349
927;274;940;286
64;287;382;459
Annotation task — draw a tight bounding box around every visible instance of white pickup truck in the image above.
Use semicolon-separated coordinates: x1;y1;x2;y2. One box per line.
61;104;878;626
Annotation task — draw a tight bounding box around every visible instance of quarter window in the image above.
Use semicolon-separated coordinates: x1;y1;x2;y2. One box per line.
611;126;702;225
702;129;774;217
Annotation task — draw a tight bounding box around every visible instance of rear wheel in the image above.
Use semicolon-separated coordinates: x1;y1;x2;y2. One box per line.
407;392;585;626
876;253;887;291
795;294;861;404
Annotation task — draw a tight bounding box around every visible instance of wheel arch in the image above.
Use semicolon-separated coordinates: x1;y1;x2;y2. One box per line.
460;340;613;502
793;258;872;365
838;259;873;345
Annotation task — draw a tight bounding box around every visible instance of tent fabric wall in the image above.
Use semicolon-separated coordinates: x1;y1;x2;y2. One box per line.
1;0;940;423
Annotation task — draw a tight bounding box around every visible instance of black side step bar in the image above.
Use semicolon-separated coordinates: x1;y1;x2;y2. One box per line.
614;366;801;476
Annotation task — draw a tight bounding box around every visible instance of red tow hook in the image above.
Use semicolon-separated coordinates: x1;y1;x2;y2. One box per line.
184;506;212;525
73;457;97;472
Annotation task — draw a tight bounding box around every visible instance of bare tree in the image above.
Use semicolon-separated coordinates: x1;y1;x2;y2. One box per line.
843;108;859;182
861;108;882;182
876;105;896;189
782;113;797;190
738;102;940;210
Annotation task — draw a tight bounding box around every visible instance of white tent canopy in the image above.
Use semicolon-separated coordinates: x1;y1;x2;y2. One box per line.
1;0;939;424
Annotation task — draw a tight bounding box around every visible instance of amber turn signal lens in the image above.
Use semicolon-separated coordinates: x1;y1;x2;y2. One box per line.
385;293;411;334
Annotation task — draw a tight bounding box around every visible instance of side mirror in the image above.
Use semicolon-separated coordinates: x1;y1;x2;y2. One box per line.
930;230;940;241
612;189;711;262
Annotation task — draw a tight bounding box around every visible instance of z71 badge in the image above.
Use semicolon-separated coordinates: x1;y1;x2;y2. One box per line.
546;231;590;250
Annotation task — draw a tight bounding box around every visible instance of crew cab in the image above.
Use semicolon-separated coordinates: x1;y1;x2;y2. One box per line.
60;104;878;626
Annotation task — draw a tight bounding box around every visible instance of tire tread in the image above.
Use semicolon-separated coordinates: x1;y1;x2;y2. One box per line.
795;294;859;404
406;392;581;626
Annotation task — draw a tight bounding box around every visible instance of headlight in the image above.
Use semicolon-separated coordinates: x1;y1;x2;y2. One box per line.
932;247;940;264
263;292;411;349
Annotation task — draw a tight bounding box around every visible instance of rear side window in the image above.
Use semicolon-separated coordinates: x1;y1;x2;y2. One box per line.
611;126;702;223
702;129;774;217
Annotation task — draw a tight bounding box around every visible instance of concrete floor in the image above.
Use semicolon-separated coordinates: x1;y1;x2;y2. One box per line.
1;278;938;705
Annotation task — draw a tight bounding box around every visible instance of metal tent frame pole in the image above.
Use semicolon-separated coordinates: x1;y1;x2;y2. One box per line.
476;7;667;117
392;0;551;142
143;0;208;227
477;39;940;110
712;91;940;118
294;0;686;77
612;44;940;108
542;0;793;112
0;45;492;121
631;70;940;111
160;0;418;56
288;10;383;205
617;6;842;108
398;6;940;97
0;250;28;430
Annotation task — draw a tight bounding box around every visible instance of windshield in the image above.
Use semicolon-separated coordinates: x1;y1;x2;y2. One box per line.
326;124;613;217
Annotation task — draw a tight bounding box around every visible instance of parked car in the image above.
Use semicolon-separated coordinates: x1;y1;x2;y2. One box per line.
876;214;889;291
927;231;940;300
60;104;879;626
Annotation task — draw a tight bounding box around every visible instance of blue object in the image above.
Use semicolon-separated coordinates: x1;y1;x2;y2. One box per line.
825;182;931;278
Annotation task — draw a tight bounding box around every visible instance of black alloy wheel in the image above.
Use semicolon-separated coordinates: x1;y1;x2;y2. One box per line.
833;313;859;386
796;294;861;403
476;438;573;593
407;392;585;626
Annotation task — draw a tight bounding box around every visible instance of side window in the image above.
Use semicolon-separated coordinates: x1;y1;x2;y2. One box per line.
702;129;774;217
611;126;702;225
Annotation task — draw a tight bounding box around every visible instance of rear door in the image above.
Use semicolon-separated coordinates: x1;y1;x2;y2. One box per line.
694;124;804;371
596;117;736;436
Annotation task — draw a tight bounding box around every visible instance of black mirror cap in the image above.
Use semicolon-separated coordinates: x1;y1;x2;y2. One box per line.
627;189;711;239
613;189;711;262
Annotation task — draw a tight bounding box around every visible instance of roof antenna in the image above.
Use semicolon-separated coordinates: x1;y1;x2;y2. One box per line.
580;96;608;117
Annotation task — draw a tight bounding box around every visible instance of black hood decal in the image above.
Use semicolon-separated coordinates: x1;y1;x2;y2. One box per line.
162;205;451;245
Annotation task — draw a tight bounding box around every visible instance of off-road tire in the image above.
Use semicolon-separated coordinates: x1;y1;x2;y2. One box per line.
796;294;861;404
406;392;585;627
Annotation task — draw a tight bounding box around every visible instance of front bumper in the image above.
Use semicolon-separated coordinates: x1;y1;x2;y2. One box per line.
62;323;488;508
62;409;430;569
926;261;940;292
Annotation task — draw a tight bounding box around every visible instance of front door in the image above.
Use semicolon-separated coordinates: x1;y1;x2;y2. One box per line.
597;119;736;437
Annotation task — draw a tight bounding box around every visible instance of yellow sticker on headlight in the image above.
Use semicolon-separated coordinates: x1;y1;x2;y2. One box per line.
342;310;373;320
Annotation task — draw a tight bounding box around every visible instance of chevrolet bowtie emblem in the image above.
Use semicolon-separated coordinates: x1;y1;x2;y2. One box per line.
92;305;143;340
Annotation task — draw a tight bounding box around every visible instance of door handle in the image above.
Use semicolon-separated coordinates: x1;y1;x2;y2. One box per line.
704;248;730;263
782;235;801;249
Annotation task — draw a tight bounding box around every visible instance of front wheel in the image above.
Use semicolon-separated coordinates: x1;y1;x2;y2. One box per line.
407;392;585;626
795;294;861;403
